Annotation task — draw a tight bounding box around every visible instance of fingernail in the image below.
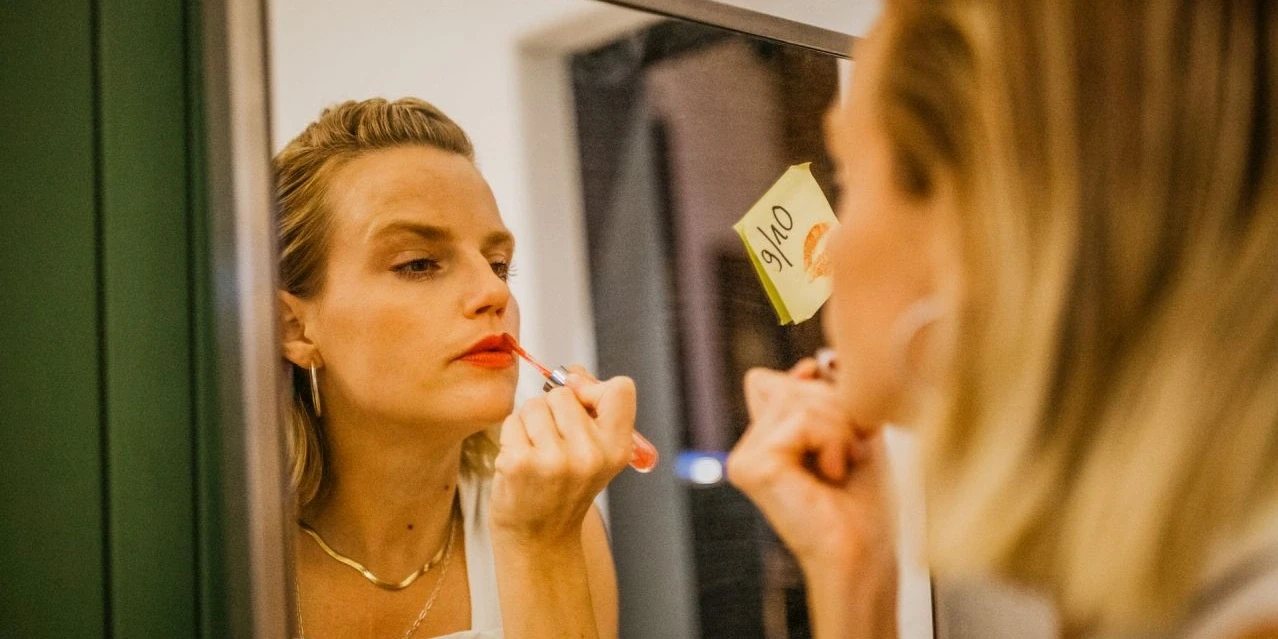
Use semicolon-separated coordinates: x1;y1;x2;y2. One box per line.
564;373;586;387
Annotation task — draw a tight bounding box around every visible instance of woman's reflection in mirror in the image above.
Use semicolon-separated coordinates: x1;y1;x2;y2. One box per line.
275;98;634;639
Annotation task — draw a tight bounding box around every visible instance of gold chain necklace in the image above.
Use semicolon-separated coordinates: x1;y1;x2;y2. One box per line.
298;498;459;591
295;512;457;639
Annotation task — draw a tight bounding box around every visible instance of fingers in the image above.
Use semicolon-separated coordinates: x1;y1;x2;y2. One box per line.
492;369;637;543
518;396;562;447
545;386;602;452
499;412;531;451
743;367;788;420
560;367;604;408
560;373;636;468
730;372;855;490
566;375;635;427
560;365;601;417
511;376;633;477
494;413;533;481
513;366;638;479
564;364;598;383
548;364;632;429
774;400;853;481
818;437;850;482
790;358;820;380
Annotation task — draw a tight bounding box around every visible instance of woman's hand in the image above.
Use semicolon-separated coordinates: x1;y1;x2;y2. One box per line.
490;368;636;546
489;369;633;639
727;361;898;638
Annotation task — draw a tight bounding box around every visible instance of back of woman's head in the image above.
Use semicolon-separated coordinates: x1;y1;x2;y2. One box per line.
877;0;1278;631
273;98;495;510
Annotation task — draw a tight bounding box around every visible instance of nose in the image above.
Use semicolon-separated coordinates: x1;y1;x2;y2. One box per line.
463;258;510;319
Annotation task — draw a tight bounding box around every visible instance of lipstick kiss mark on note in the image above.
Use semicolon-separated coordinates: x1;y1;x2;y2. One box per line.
804;222;832;281
734;163;839;324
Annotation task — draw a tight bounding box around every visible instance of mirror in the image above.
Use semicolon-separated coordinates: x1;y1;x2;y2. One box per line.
265;1;930;637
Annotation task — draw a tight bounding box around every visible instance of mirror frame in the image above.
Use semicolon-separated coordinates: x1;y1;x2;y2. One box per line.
202;0;293;635
593;0;859;57
205;1;860;636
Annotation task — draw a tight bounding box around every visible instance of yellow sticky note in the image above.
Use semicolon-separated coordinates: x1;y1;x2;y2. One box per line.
733;163;839;324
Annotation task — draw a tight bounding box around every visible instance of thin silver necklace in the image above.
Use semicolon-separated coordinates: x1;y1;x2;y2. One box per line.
296;504;459;639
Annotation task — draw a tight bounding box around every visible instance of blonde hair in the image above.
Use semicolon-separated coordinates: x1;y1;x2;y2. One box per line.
274;97;500;510
877;0;1278;632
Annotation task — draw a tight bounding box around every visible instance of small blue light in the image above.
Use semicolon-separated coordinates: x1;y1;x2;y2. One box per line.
674;450;730;486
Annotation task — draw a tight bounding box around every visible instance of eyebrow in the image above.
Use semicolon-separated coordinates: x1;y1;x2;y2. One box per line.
369;220;515;250
370;221;451;242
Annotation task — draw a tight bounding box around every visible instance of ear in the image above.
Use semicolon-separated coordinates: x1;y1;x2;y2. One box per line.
279;290;322;369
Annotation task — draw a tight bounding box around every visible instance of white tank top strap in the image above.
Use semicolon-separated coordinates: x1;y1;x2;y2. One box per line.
430;468;503;639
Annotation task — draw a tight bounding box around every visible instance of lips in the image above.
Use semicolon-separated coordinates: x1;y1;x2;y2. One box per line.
458;334;516;369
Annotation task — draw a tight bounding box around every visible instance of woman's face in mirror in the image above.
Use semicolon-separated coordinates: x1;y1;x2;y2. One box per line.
295;145;521;432
823;23;946;426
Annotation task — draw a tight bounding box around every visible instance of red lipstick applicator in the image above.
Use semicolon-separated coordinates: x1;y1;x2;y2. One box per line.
503;334;659;473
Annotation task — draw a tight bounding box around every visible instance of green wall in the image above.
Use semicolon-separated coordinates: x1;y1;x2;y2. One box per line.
1;0;223;636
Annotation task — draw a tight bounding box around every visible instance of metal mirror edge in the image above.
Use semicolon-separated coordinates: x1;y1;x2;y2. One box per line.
592;0;857;58
202;0;292;635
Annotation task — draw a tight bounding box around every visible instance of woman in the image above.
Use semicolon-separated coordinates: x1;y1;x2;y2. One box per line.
275;97;635;638
729;0;1278;637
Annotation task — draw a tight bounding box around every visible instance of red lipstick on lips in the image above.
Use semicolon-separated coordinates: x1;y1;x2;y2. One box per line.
458;334;516;369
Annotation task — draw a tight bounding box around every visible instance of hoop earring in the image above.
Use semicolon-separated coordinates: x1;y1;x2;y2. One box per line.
309;363;323;418
890;297;944;382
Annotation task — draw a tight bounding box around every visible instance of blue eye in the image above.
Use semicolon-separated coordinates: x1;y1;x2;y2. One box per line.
393;258;441;280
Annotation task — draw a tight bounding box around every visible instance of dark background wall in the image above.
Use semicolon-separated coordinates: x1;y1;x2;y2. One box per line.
0;1;227;636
